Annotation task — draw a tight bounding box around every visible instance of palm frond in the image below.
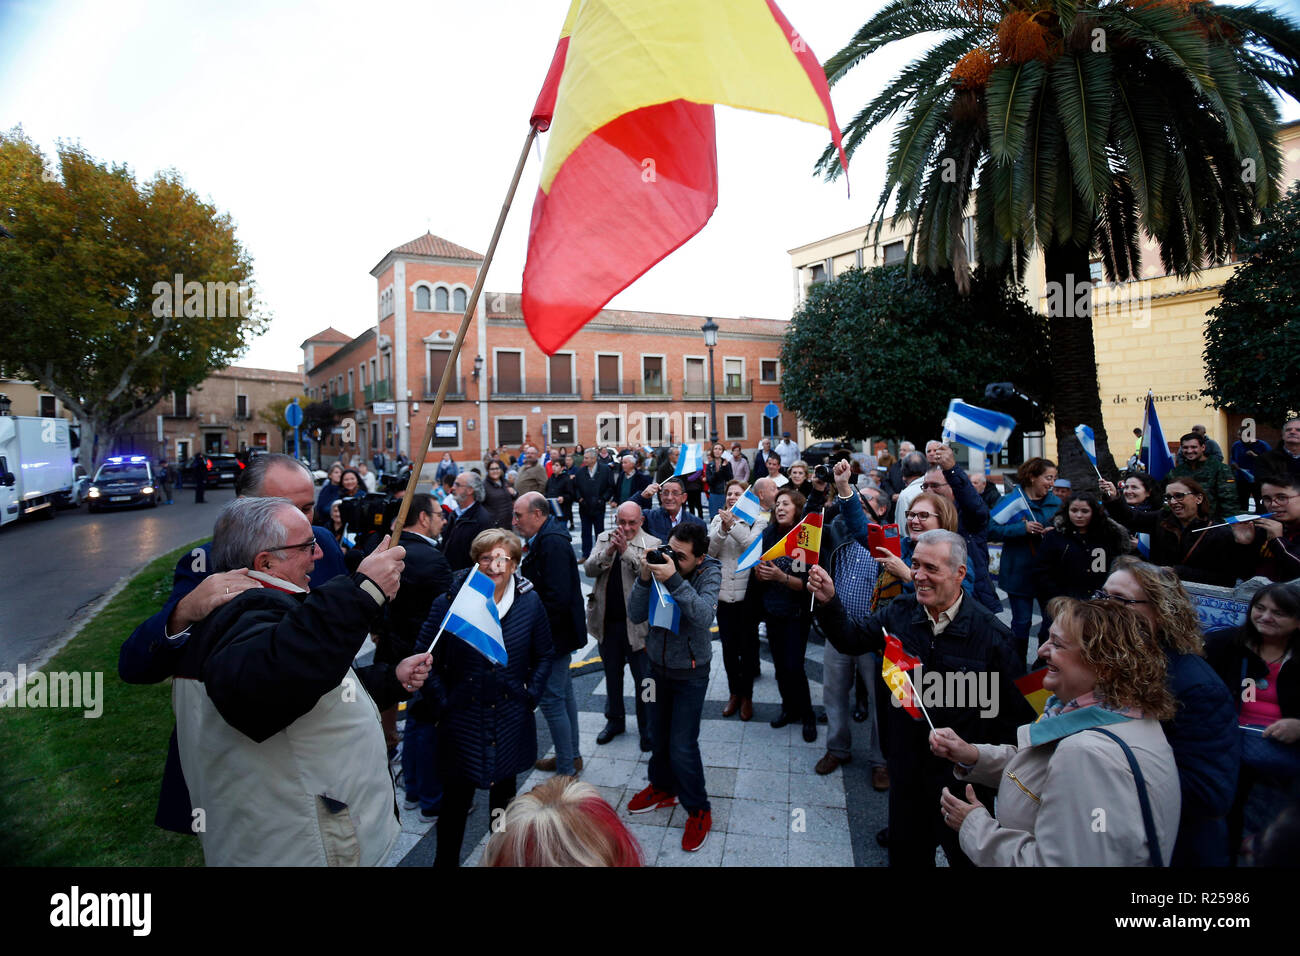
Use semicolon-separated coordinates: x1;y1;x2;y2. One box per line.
1110;69;1168;237
1050;52;1113;215
986;60;1046;165
822;0;988;87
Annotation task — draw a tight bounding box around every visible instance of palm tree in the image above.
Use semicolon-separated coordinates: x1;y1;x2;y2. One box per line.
815;0;1300;483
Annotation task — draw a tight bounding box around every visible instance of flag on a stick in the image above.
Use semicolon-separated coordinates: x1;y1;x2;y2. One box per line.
760;512;822;566
1140;392;1176;481
437;567;506;665
521;0;847;354
1074;424;1098;467
990;489;1034;525
729;487;763;525
1015;668;1052;717
672;443;705;478
942;400;1018;456
650;577;681;633
882;633;923;721
735;535;763;573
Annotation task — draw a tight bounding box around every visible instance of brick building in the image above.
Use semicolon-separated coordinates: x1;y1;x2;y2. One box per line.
303;233;791;479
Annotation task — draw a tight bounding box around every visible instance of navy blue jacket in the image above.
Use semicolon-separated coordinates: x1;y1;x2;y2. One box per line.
117;526;348;833
613;468;653;508
943;465;999;613
443;501;493;572
573;462;614;519
1163;650;1241;819
416;571;554;788
643;507;707;543
519;516;587;654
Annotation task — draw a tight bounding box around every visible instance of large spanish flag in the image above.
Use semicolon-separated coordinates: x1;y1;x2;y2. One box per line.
760;511;822;566
522;0;847;354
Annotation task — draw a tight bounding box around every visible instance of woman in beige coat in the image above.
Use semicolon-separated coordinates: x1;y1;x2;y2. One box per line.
930;598;1181;866
709;480;768;721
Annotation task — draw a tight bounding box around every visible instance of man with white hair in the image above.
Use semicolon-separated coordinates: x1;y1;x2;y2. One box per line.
809;529;1032;868
172;496;420;865
613;453;652;508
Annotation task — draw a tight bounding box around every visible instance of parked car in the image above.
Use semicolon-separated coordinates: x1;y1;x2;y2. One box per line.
801;441;846;469
87;456;158;512
202;453;246;487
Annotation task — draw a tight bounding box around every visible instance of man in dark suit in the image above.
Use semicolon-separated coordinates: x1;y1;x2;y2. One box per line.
613;453;652;509
514;492;588;777
384;492;453;817
118;454;351;833
642;476;707;541
443;471;493;572
752;437;775;478
573;447;614;557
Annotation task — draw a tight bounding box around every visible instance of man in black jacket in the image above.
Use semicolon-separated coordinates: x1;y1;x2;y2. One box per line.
613;453;653;509
514;492;588;776
808;530;1032;868
443;471;493;572
172;495;423;865
573;447;614;556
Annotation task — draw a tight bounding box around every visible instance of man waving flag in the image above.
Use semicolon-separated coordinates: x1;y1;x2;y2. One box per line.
522;0;847;354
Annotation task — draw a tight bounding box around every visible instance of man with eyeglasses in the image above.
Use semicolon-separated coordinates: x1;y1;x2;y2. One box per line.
643;476;707;542
893;451;930;528
443;471;493;572
1247;475;1300;582
922;443;999;614
1167;432;1236;521
117;453;393;834
1259;418;1300;485
171;496;419;865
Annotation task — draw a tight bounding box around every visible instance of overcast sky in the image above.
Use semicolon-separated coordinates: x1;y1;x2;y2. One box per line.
2;0;1295;373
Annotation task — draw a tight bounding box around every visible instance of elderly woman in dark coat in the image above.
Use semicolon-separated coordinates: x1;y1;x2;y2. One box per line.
416;528;554;867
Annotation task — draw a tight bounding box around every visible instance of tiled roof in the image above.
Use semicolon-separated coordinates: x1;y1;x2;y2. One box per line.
389;232;484;261
212;366;302;382
300;327;353;347
484;292;788;337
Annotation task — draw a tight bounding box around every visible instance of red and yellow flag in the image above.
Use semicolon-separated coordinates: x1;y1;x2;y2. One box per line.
522;0;848;354
759;511;822;565
1015;667;1051;717
882;632;923;721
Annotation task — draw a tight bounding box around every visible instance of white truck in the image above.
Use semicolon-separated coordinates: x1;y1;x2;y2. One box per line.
0;416;76;527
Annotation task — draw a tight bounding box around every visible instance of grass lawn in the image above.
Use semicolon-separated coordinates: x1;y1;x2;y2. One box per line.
0;541;205;866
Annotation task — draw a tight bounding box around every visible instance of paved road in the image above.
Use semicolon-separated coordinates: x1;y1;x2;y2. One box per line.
0;489;237;674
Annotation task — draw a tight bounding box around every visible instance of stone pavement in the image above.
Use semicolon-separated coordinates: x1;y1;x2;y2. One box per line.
381;519;1040;867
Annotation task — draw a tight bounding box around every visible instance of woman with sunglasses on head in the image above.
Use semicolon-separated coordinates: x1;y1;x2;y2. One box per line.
1094;556;1240;866
1205;582;1300;862
1098;476;1250;587
415;529;555;867
1033;493;1133;610
988;457;1061;667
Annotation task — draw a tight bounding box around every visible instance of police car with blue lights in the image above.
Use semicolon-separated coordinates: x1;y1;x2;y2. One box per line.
87;456;159;512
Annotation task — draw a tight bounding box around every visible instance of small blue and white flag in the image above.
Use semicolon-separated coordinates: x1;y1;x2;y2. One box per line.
1222;514;1263;525
942;400;1018;455
672;442;705;477
730;487;763;525
1135;533;1151;558
341;530;357;549
437;566;506;665
990;490;1034;525
1074;424;1098;467
735;535;764;573
547;497;564;517
1140;392;1176;481
650;577;681;633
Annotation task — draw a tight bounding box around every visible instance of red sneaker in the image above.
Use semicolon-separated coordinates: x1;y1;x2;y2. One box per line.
626;785;677;814
682;809;711;852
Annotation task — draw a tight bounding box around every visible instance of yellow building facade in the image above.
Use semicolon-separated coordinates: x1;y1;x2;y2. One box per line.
788;119;1300;465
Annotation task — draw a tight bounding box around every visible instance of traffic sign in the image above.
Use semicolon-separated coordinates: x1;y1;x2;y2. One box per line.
285;401;303;427
763;402;780;419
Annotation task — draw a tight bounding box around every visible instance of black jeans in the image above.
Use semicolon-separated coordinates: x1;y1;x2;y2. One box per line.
601;624;649;730
434;774;517;868
717;600;757;699
647;667;710;813
580;508;604;557
887;760;984;868
766;613;812;719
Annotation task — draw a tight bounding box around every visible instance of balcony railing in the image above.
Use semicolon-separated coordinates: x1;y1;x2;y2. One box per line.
330;392;353;410
422;375;467;400
489;376;582;400
681;378;752;401
592;378;672;400
363;379;390;403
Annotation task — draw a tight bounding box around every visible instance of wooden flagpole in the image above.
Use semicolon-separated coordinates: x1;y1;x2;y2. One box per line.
387;125;538;544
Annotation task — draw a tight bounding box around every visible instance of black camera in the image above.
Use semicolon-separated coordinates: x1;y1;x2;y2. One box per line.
814;450;852;483
814;463;833;483
646;544;680;565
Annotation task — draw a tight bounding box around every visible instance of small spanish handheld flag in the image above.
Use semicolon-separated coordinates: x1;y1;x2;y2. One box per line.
882;633;922;721
1015;668;1051;717
760;512;822;566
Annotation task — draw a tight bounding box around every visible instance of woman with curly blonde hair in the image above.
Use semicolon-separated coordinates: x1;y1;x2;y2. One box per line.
481;776;643;867
929;599;1181;866
1097;556;1240;866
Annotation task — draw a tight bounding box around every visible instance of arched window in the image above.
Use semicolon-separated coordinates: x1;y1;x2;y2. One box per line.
452;288;467;313
415;286;431;310
435;287;450;311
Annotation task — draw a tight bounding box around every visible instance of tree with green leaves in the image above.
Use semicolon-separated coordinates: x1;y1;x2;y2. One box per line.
1202;182;1300;425
0;128;268;471
258;395;311;452
814;0;1300;484
781;264;1052;442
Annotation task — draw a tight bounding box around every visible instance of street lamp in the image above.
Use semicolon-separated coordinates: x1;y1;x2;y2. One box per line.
472;354;484;382
701;318;718;444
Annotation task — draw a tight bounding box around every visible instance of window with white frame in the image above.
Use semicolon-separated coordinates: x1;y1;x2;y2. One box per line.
883;241;905;266
415;286;431;310
725;414;747;440
595;353;621;394
494;349;523;393
686;413;708;442
496;417;525;447
548;352;575;394
453;288;467;313
172;390;189;417
427;347;455;394
760;359;780;384
549;417;575;445
723;358;743;395
596;414;624;445
236;394;249;419
684;356;706;395
435;287;450;311
641;413;669;445
642;355;665;395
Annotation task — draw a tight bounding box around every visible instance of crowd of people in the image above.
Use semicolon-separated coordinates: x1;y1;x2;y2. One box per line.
113;417;1300;867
